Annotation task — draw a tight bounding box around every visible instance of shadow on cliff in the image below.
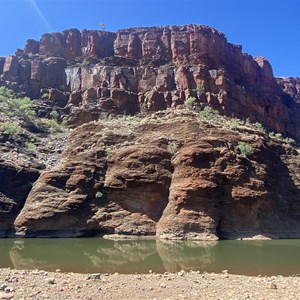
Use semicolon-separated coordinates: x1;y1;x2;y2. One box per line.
217;141;300;239
0;162;39;237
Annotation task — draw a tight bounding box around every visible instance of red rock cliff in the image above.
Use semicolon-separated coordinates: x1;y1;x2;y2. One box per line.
0;25;299;139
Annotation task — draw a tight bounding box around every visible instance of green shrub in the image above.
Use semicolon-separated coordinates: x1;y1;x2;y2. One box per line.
269;132;283;141
41;92;49;99
167;142;178;154
198;106;219;121
269;132;275;138
230;118;241;129
0;87;36;122
254;122;265;132
237;141;253;158
160;63;171;72
184;97;196;107
50;110;59;121
196;84;205;94
144;91;150;98
95;191;103;198
1;121;21;137
269;131;296;145
25;141;36;153
36;118;61;132
99;23;106;31
81;59;91;67
284;137;296;145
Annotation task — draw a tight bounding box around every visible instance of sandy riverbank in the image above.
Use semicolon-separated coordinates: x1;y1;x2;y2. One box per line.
0;268;300;299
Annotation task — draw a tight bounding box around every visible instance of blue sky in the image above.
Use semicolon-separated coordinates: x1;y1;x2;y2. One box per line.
0;0;299;77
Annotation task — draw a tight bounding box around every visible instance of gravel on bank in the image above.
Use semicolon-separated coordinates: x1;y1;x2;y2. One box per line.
0;268;299;300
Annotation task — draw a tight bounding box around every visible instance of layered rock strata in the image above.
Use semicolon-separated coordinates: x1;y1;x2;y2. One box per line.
0;25;299;139
12;111;300;239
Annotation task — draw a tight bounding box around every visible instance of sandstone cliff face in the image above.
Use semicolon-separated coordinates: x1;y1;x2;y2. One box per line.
0;25;300;139
13;111;300;239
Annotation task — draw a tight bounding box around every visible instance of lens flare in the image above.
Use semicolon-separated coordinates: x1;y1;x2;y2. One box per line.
29;0;53;32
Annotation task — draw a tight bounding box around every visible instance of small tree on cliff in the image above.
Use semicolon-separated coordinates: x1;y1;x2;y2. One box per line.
99;23;106;31
0;87;36;122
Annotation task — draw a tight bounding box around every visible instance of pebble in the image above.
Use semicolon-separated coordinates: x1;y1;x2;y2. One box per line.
160;283;166;288
178;271;186;277
0;292;13;300
47;278;55;284
4;287;14;293
86;273;101;280
0;268;299;299
268;283;277;289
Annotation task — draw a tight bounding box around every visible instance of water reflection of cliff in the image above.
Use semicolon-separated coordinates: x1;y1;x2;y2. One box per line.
8;239;300;275
8;238;219;273
0;239;14;268
156;240;218;273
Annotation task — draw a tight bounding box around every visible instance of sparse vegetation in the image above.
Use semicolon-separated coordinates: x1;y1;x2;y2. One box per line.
41;92;49;99
237;141;253;158
184;97;196;107
1;121;21;137
95;191;103;198
25;141;37;154
167;142;179;154
0;87;36;122
98;23;106;31
269;131;296;145
254;122;265;132
160;63;171;72
230;118;241;129
284;137;296;145
36;118;62;132
81;58;92;67
196;105;298;148
50;110;60;121
196;84;205;94
198;106;221;123
144;91;150;97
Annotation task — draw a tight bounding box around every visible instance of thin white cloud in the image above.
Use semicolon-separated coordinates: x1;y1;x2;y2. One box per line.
29;0;53;32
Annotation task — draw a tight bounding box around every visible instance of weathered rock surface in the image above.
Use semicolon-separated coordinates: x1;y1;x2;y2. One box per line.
277;77;300;104
12;111;300;239
0;113;69;237
0;161;39;237
0;25;300;138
